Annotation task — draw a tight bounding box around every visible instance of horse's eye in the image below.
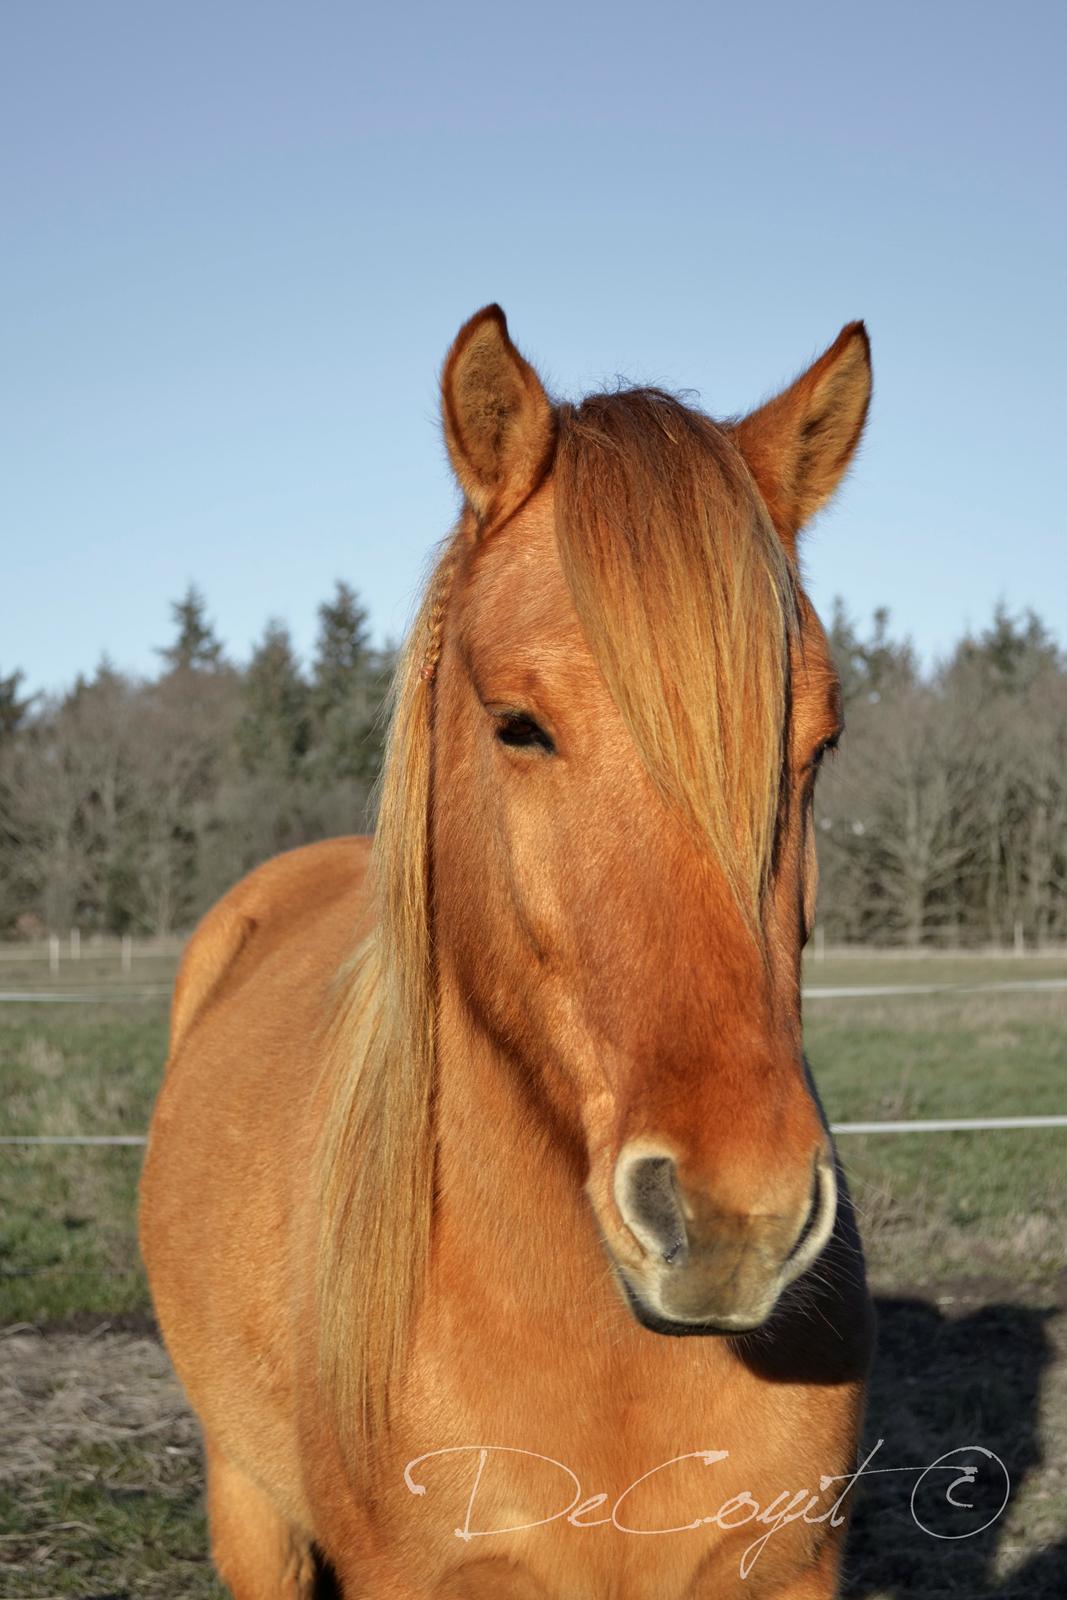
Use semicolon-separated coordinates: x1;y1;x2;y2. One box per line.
809;733;841;773
495;713;555;755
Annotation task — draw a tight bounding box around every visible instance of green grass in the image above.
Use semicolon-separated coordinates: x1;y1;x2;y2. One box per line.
806;986;1066;1290
0;1003;168;1326
0;1442;225;1599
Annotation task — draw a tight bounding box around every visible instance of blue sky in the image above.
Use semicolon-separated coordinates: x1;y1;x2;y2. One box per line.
3;0;1064;695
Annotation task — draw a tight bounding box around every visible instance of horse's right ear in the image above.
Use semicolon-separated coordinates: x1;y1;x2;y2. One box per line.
441;306;556;525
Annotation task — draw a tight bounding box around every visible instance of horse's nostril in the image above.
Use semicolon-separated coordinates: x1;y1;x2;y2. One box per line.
616;1152;688;1262
782;1157;838;1285
786;1160;822;1263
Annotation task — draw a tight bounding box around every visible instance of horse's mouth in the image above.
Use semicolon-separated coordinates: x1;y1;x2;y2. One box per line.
617;1272;770;1339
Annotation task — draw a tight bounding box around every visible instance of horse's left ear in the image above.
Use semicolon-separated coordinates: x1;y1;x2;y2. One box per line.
441;305;556;526
730;323;871;552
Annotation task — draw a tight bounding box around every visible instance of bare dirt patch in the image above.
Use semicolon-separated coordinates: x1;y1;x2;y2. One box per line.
0;1325;221;1599
0;1325;191;1484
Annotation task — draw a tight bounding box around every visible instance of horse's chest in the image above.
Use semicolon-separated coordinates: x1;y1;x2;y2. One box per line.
386;1319;833;1599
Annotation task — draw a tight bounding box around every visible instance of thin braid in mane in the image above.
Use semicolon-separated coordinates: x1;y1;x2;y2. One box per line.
315;532;462;1481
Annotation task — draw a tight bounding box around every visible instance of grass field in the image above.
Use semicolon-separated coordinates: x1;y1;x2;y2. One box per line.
1;943;1064;1597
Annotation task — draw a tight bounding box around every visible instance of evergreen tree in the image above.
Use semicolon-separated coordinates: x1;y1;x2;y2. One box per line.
950;602;1062;696
156;585;225;674
828;600;916;705
0;669;32;743
312;581;371;718
310;581;387;781
238;620;310;776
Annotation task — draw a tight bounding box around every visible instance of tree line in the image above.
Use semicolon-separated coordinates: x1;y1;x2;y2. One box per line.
815;601;1066;947
0;590;1064;946
0;584;392;938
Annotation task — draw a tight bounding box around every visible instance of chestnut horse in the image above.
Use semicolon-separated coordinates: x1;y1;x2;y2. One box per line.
140;307;875;1599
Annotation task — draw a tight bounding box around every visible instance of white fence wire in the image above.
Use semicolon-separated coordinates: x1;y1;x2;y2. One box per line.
3;1117;1067;1147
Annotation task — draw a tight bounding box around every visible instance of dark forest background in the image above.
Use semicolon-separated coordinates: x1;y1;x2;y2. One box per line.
1;588;1064;946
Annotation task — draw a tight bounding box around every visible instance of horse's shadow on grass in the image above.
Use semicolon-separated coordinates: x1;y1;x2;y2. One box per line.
844;1291;1067;1599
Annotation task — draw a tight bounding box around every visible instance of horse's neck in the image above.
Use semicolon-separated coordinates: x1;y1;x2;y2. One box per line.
432;984;599;1307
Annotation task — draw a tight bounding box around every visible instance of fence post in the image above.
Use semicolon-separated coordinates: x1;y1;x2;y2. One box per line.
49;934;60;975
813;925;826;961
121;933;132;974
70;928;80;961
1014;919;1025;957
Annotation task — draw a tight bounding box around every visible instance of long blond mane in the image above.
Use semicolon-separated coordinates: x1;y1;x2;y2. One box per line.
555;389;797;922
315;559;447;1477
316;389;798;1483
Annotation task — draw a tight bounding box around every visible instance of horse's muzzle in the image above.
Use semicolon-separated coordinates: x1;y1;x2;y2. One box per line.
610;1146;838;1334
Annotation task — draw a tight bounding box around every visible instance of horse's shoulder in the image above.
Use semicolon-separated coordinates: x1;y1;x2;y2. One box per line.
168;836;373;1057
